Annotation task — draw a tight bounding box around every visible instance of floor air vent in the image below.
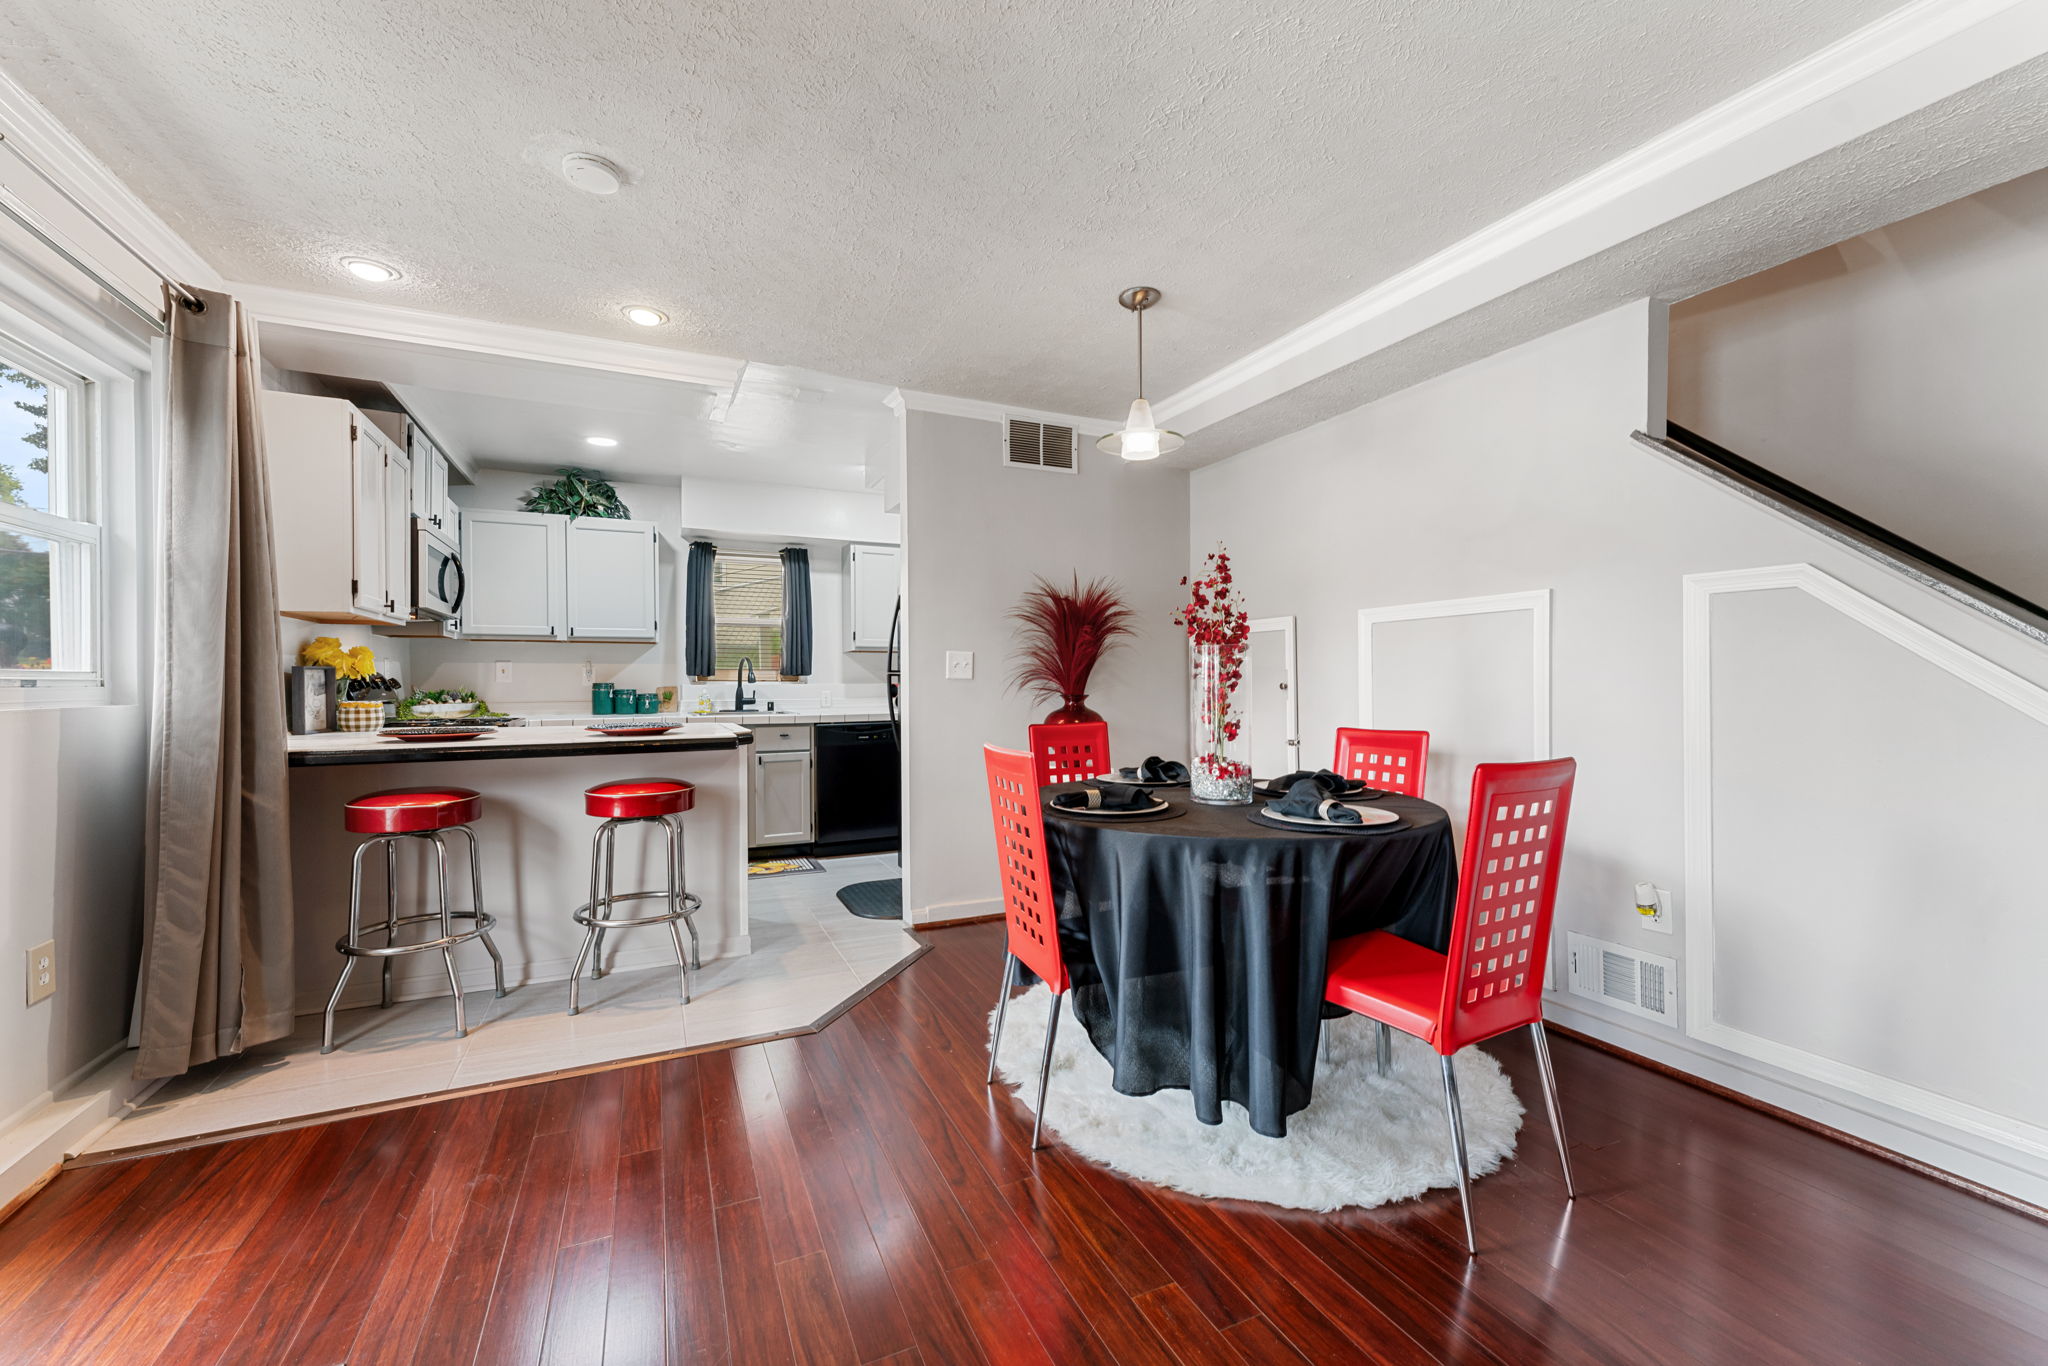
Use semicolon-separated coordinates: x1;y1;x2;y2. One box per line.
1566;933;1677;1025
1004;417;1077;472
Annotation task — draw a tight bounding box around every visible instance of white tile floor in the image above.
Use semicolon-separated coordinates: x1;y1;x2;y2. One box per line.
84;854;917;1157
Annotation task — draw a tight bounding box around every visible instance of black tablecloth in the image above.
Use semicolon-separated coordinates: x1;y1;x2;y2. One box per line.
1041;786;1456;1137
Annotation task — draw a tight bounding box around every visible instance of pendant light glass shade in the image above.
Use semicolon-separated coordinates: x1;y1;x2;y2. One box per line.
1096;398;1182;460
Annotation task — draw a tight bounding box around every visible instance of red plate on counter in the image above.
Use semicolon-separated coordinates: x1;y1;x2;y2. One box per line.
587;724;681;736
381;727;493;742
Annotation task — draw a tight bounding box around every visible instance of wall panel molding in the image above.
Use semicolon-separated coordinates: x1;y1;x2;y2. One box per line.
1683;561;2048;1162
1357;589;1551;758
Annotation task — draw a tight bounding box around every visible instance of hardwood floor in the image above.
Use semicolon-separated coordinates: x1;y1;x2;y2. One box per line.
3;920;2046;1365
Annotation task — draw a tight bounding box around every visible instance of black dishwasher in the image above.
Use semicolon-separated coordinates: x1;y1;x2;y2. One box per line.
813;722;901;854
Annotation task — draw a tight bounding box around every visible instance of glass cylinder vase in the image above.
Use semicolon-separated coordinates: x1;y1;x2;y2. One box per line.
1189;640;1253;805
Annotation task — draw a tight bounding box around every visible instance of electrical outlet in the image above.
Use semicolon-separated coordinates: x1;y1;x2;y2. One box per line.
26;939;54;1006
581;660;594;685
1634;883;1673;934
944;651;974;680
494;660;511;684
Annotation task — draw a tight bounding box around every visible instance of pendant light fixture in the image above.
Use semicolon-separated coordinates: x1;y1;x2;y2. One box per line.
1097;286;1183;461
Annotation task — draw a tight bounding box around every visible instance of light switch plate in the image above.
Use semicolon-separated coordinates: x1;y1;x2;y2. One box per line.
945;651;974;680
26;939;54;1006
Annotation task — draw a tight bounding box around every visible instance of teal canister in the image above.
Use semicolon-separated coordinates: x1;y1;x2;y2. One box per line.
591;682;614;715
612;688;638;713
638;692;660;714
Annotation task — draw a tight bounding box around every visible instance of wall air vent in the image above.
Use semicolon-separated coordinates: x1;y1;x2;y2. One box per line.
1566;933;1677;1025
1003;417;1078;473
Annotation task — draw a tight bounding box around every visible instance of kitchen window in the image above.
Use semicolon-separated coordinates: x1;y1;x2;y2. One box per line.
711;550;783;675
0;334;99;690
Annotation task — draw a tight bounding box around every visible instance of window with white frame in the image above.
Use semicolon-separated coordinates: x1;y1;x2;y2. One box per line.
0;332;98;687
710;551;783;676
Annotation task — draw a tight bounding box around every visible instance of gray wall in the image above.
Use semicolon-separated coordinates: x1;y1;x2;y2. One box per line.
901;410;1189;921
1669;166;2048;605
1192;299;2048;1204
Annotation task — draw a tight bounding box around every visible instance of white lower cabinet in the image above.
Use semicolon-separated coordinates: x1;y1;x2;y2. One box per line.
460;512;657;641
750;725;814;846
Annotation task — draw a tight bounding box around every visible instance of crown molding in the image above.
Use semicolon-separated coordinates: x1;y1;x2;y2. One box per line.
232;282;743;389
1154;0;2048;436
0;63;220;292
895;387;1112;434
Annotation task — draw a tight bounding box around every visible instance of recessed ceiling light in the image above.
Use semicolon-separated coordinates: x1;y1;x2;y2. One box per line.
561;153;623;196
584;436;619;448
622;306;668;327
341;257;401;283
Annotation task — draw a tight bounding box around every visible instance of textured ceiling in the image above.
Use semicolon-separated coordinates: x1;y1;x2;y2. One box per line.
0;0;1905;419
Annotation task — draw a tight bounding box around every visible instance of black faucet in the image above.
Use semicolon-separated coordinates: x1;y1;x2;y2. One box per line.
733;657;757;712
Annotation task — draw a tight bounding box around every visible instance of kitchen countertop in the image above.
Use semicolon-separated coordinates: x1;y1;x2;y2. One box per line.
286;722;754;766
521;708;890;726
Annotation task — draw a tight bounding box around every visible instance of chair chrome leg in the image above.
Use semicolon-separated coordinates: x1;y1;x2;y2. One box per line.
432;833;467;1038
456;825;506;998
1530;1022;1576;1199
569;820;606;1016
592;822;616;979
1318;1017;1332;1065
664;815;691;1004
1032;991;1063;1151
672;815;700;968
381;839;398;1008
1440;1055;1478;1256
985;953;1019;1085
1376;1020;1392;1078
322;839;375;1054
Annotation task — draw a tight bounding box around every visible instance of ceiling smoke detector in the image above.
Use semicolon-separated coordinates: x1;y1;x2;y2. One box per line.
561;153;624;196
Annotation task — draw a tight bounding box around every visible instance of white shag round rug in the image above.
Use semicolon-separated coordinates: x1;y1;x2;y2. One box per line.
991;985;1523;1211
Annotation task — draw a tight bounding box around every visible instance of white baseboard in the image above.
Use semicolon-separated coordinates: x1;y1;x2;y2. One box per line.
0;1045;155;1215
909;897;1000;927
1542;993;2048;1211
291;933;754;1017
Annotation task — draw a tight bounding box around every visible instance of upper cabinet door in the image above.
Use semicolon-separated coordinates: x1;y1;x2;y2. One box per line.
845;543;899;652
427;454;453;534
463;509;564;638
380;440;411;623
351;424;388;619
565;518;658;641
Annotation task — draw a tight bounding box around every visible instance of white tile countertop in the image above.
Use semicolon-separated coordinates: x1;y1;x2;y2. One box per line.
284;720;754;763
515;708;891;726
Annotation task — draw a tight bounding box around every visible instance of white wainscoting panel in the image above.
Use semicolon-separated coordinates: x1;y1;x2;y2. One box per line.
1683;563;2048;1161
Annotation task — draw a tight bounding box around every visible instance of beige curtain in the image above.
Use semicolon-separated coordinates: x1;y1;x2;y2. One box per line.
135;286;294;1078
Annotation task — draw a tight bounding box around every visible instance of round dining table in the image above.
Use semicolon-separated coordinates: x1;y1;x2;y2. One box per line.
1041;783;1456;1137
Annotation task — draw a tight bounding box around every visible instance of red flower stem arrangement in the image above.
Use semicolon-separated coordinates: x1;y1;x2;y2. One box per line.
1007;574;1137;721
1174;548;1251;786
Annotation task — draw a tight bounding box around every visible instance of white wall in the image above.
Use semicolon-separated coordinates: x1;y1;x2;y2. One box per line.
409;469;887;706
1192;299;2048;1205
901;410;1189;922
1669;166;2048;606
680;475;898;546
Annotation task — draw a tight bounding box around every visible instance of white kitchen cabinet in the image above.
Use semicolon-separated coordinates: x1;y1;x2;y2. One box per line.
566;518;658;641
750;726;814;845
461;509;566;638
460;511;657;641
844;542;899;652
412;436;456;537
262;390;412;625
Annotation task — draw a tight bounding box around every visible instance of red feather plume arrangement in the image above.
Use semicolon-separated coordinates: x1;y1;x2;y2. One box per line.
1007;574;1137;711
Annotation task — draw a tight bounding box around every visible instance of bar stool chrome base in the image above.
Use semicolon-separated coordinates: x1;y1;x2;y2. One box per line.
321;826;506;1054
568;812;702;1014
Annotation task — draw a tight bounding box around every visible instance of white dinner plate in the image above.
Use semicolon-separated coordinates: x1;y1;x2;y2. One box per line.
1258;803;1401;828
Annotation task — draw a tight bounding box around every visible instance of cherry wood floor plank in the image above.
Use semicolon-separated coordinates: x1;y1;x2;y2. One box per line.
715;1198;796;1366
775;1251;861;1366
730;1045;825;1263
947;1256;1059;1366
604;1148;669;1366
1133;1283;1248;1366
656;1055;729;1366
0;1158;157;1317
698;1048;761;1208
540;1235;612;1366
1222;1314;1316;1366
990;1177;1182;1366
560;1070;626;1248
472;1087;584;1366
620;1063;662;1156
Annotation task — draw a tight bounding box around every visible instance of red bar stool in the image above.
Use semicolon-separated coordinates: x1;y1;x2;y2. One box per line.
570;778;702;1014
322;786;506;1053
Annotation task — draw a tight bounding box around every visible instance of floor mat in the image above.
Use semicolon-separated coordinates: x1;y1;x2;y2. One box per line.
748;857;823;878
836;878;903;920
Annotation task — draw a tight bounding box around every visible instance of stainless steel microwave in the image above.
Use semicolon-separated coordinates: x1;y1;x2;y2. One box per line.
412;519;465;622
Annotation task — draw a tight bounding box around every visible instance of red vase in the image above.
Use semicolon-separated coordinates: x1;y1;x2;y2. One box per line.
1042;694;1103;725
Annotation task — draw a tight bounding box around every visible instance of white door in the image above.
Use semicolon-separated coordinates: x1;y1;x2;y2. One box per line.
463;509;563;637
846;543;899;651
1244;616;1300;780
350;424;387;618
565;519;658;641
751;750;813;844
380;442;411;622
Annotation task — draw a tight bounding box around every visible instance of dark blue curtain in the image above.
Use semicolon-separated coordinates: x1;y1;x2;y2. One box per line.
780;547;813;677
685;540;717;678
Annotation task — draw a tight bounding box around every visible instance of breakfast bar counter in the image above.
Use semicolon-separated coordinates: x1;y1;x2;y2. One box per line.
284;722;752;1018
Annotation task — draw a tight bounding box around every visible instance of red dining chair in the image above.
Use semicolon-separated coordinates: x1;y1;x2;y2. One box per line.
983;744;1072;1149
1027;721;1109;789
1334;727;1430;796
1323;757;1577;1255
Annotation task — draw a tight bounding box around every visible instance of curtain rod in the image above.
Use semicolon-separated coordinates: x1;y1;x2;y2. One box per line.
0;129;206;318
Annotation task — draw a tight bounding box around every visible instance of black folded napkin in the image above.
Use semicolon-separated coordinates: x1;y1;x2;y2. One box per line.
1051;781;1157;812
1268;778;1363;824
1118;755;1191;783
1270;769;1354;795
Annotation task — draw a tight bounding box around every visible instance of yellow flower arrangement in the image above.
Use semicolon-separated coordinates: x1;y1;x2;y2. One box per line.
300;636;378;681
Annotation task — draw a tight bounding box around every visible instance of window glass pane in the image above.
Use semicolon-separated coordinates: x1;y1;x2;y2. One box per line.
0;531;51;669
709;552;783;675
0;357;62;515
714;622;782;674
